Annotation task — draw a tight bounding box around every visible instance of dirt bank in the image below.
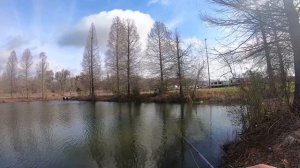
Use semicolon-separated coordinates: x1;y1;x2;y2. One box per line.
221;111;300;168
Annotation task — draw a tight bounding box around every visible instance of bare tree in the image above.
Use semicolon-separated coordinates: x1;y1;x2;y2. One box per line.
201;0;294;98
55;69;70;95
37;52;49;99
5;51;18;97
283;0;300;113
106;17;126;96
146;21;173;94
20;49;33;99
82;23;101;101
174;32;185;99
124;19;141;97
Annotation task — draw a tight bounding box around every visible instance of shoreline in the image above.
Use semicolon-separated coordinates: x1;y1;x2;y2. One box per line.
221;111;300;167
0;87;241;104
0;92;241;104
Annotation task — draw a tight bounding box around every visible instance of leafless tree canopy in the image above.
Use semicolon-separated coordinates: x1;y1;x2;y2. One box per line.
37;52;49;99
146;21;174;94
202;0;300;113
106;17;126;95
5;51;18;97
82;23;101;101
21;48;33;99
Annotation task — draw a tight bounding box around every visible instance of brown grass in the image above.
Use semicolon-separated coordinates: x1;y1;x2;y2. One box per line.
0;87;240;103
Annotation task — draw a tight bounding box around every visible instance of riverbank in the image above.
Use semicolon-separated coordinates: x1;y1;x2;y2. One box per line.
0;87;240;104
73;89;240;104
221;110;300;167
0;96;62;103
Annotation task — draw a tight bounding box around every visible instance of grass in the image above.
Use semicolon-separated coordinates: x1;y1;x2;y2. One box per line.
0;86;241;103
198;86;239;94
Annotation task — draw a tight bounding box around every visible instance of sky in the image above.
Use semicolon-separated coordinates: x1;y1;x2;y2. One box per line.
0;0;243;80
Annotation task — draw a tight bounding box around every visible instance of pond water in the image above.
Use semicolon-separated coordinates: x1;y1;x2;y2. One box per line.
0;101;240;168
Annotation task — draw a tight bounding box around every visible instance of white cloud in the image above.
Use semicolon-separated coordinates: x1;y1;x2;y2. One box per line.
166;17;183;30
147;0;170;6
183;37;204;48
58;9;155;51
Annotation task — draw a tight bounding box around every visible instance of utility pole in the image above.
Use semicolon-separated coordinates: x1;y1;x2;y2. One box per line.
205;39;211;88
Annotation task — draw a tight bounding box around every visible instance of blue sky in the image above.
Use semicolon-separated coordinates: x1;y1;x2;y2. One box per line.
0;0;231;79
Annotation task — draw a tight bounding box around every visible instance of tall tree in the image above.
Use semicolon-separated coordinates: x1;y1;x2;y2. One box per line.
20;49;33;99
174;32;184;99
256;7;277;96
201;0;292;97
124;19;141;97
283;0;300;113
146;21;173;94
106;17;125;95
37;52;49;99
82;23;101;101
5;51;18;97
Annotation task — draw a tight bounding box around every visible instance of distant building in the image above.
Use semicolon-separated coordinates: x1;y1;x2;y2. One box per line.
229;77;244;86
197;77;245;88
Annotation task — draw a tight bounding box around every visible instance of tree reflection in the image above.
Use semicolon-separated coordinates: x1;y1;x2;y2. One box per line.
114;103;146;168
154;104;179;168
8;103;23;153
86;103;105;167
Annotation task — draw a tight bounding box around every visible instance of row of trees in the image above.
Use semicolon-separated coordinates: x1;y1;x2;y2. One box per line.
202;0;300;114
1;18;202;100
82;17;199;100
2;50;72;99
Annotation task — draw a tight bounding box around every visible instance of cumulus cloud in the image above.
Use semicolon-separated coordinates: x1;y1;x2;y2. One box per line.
57;9;155;51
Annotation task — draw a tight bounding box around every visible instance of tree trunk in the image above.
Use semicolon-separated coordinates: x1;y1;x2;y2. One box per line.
116;34;120;96
283;0;300;114
26;72;29;99
273;26;289;103
175;34;183;99
158;35;164;94
127;27;131;97
10;73;13;98
42;69;44;99
90;30;95;102
258;11;277;97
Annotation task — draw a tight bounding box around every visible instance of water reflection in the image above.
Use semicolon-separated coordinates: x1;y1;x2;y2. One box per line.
114;103;146;168
0;101;239;168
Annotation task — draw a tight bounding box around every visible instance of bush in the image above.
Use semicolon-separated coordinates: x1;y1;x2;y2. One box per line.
239;71;269;129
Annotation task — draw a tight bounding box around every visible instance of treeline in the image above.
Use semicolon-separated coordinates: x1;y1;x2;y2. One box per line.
81;17;201;101
1;50;76;99
202;0;300;114
1;18;202;100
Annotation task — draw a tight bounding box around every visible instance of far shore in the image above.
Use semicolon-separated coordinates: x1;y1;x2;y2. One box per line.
0;87;241;104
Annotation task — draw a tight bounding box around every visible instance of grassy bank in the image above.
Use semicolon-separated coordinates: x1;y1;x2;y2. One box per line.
73;87;240;103
0;87;240;104
0;95;63;103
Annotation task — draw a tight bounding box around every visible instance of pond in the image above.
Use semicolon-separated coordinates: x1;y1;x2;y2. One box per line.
0;101;240;168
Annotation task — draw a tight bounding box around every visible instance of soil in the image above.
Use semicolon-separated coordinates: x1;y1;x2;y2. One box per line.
221;111;300;168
